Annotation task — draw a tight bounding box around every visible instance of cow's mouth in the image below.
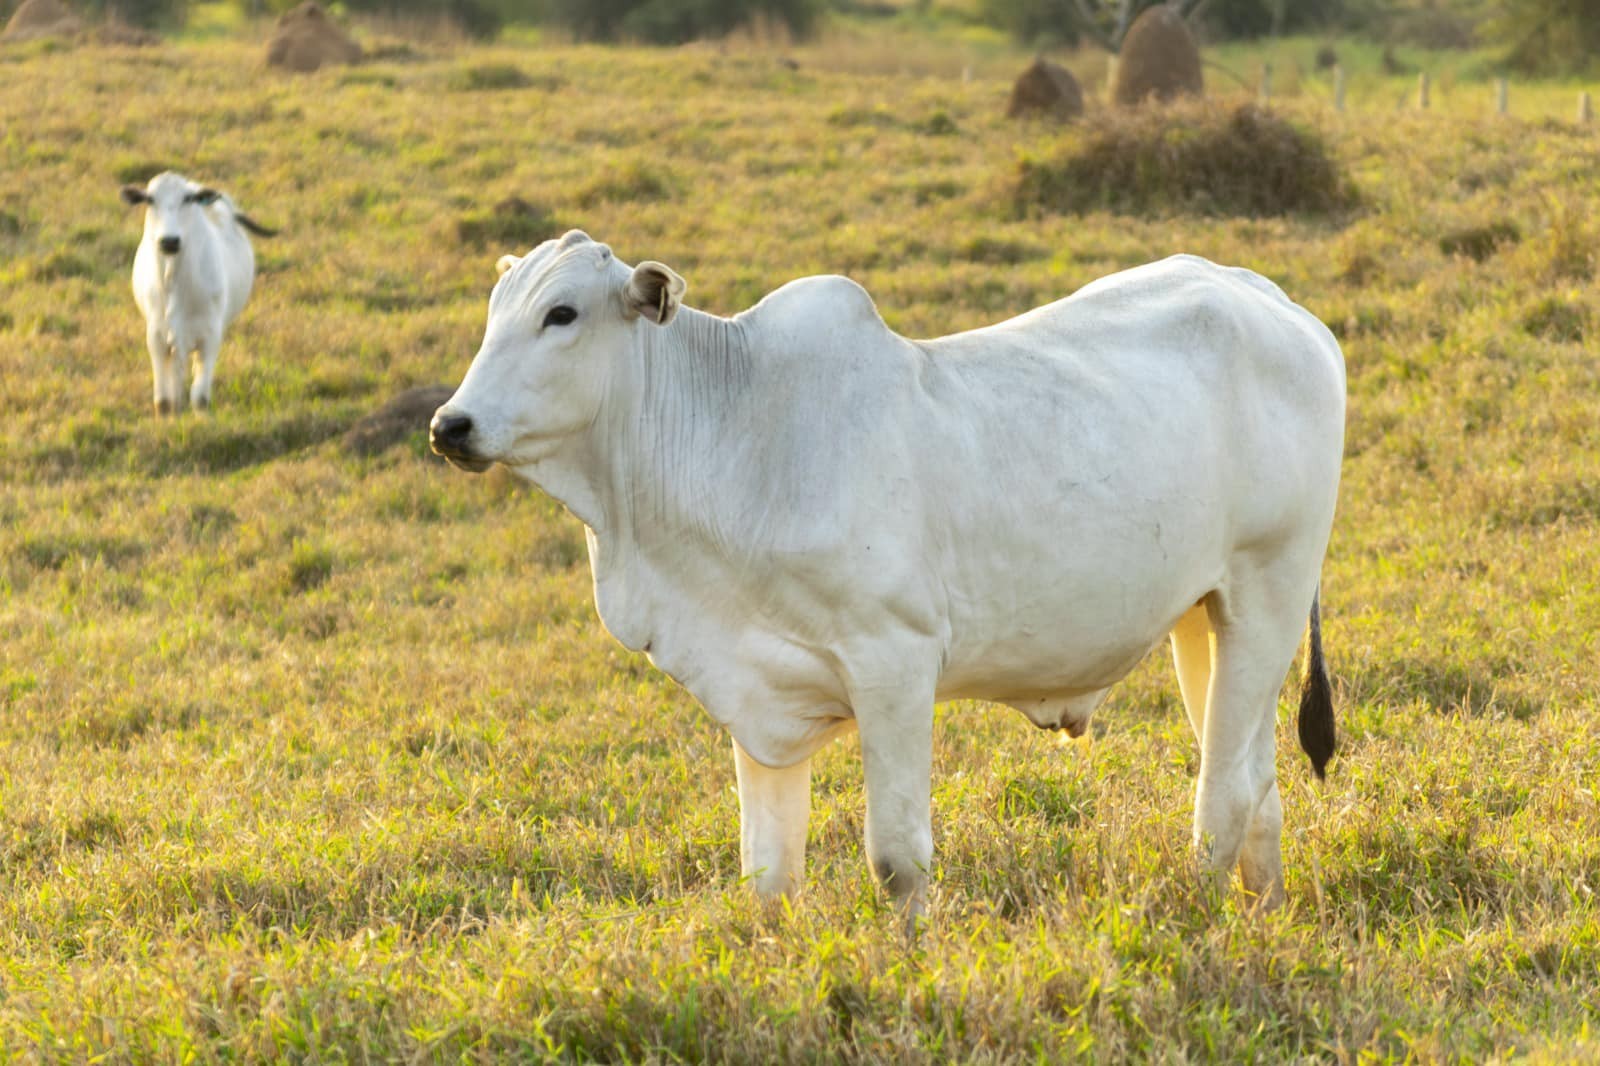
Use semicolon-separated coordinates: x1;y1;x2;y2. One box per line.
442;453;493;474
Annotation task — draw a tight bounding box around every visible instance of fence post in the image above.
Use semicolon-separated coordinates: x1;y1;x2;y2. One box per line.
1580;91;1593;123
1418;72;1430;109
1333;64;1345;112
1260;62;1272;105
1496;78;1508;116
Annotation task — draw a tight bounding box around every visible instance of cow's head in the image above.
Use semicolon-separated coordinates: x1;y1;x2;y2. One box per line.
431;229;685;473
120;171;223;258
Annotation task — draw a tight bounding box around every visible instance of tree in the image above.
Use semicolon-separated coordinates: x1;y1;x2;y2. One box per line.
545;0;817;42
1484;0;1600;75
986;0;1345;50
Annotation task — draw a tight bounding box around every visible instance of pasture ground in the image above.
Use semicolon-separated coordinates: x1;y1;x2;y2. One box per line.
1;24;1598;1062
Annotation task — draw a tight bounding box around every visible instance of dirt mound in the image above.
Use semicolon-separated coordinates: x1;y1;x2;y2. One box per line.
2;0;81;41
1112;4;1202;107
1006;57;1084;121
266;1;361;73
342;384;455;457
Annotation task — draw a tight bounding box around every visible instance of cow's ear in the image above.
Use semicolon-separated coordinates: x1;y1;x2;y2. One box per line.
120;184;150;206
623;261;686;325
496;254;520;277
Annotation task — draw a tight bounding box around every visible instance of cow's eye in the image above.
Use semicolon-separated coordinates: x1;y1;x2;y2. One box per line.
543;305;578;328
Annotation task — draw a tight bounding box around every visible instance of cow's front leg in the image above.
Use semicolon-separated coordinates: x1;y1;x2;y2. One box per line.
146;323;178;416
855;689;934;932
733;738;811;900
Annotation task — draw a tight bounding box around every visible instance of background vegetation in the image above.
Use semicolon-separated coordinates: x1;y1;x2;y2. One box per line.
13;0;1590;74
1;19;1598;1062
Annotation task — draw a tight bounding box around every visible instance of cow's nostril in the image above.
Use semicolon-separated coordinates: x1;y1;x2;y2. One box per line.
158;236;181;255
430;413;474;454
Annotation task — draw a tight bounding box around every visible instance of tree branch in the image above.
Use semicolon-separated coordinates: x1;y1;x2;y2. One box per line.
1113;0;1138;43
1068;0;1116;51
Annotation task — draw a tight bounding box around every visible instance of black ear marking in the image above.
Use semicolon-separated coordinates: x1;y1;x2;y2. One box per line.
120;184;151;206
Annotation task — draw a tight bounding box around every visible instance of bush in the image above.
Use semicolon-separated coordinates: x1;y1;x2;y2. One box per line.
239;0;502;39
546;0;818;44
977;0;1345;46
978;0;1081;48
76;0;185;27
1010;101;1357;219
1196;0;1346;38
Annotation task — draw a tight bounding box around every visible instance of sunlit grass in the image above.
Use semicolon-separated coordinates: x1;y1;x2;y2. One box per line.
0;27;1597;1062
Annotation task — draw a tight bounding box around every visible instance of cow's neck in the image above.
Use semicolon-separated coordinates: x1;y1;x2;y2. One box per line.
513;307;753;652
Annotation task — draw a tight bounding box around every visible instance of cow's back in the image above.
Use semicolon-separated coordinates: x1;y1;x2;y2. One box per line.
905;255;1345;697
203;201;257;326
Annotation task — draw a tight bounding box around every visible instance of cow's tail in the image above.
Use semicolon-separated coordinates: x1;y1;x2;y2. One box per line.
1297;586;1336;780
234;213;278;238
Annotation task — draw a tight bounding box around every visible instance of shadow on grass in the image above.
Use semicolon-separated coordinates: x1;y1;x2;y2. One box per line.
1320;816;1520;925
32;410;353;480
1342;656;1539;721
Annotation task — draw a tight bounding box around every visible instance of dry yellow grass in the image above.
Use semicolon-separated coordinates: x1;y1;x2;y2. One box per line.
0;27;1597;1062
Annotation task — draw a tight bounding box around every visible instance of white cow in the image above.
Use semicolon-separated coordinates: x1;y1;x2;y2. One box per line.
431;230;1345;922
120;172;276;415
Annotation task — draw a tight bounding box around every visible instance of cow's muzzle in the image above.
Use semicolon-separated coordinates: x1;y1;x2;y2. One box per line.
429;411;491;473
158;236;181;255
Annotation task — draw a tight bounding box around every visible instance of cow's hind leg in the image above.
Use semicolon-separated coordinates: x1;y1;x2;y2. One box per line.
732;739;811;900
1169;601;1213;741
190;333;221;412
1192;580;1311;909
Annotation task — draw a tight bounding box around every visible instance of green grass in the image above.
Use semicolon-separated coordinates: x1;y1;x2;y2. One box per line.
1;25;1599;1062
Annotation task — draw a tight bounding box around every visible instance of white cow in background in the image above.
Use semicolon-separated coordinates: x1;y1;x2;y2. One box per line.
431;231;1346;924
121;172;276;415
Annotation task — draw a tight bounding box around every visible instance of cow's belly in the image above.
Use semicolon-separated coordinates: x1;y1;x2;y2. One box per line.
935;619;1169;705
934;529;1217;700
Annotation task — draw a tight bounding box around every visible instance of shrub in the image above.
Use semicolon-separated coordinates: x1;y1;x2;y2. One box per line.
977;0;1343;48
240;0;502;39
1010;101;1357;219
75;0;184;28
978;0;1081;48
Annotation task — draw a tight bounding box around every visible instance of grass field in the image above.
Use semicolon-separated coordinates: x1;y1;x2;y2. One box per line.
1;19;1599;1062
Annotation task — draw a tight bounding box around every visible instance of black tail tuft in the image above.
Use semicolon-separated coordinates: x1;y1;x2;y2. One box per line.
1297;589;1336;779
234;212;279;238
